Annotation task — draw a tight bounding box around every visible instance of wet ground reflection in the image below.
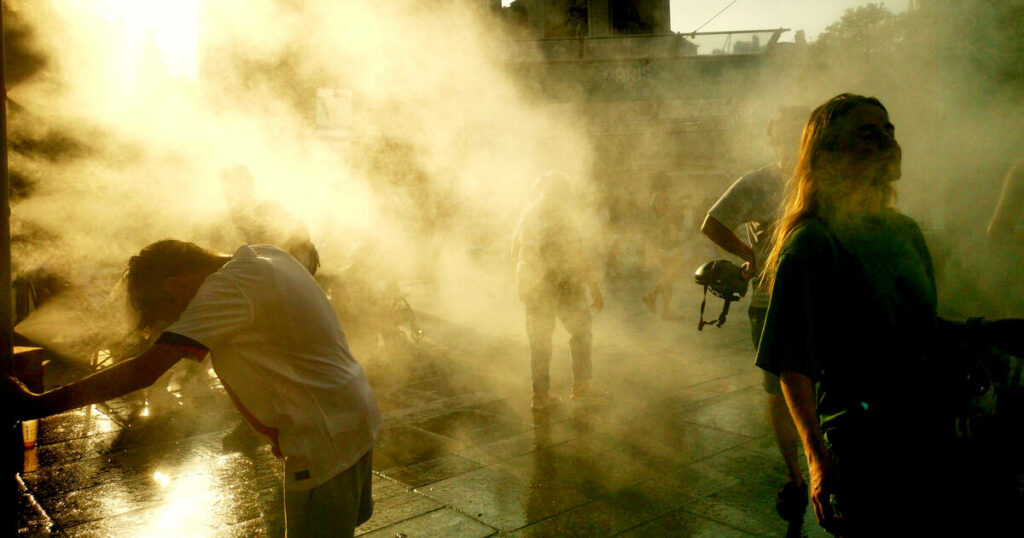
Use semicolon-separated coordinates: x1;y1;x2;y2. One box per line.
18;283;831;536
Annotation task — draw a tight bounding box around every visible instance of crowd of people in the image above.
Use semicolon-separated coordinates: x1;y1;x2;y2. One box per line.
4;93;1024;536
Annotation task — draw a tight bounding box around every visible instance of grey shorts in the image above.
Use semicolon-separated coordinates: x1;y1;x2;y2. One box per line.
285;449;373;537
748;305;782;395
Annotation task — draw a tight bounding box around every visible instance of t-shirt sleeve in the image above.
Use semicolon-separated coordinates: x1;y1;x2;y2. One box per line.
163;273;251;350
707;174;756;231
909;220;937;292
754;228;833;380
156;332;209;361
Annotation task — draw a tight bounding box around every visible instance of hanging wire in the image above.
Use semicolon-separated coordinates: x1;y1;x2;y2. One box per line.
691;0;742;35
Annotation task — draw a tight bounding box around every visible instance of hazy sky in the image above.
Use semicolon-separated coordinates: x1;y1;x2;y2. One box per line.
670;0;912;40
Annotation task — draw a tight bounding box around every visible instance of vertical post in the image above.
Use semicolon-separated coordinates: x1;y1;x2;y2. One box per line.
588;0;611;37
0;5;20;535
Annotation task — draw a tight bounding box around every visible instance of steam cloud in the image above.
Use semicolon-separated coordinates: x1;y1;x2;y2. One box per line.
6;1;1023;379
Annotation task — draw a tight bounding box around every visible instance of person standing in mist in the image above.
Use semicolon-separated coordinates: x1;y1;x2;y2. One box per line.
642;188;687;320
701;105;810;522
756;93;1024;535
1;240;380;537
987;158;1024;315
512;172;604;410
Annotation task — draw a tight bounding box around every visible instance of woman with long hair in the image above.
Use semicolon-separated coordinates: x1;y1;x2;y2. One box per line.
754;94;1022;535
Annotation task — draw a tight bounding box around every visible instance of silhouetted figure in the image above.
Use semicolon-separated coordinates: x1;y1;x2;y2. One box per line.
512;173;603;410
701;106;810;522
756;94;1024;535
642;191;687;319
220;164;320;275
325;241;420;358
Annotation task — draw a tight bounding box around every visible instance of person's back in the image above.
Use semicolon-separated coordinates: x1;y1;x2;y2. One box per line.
166;245;380;491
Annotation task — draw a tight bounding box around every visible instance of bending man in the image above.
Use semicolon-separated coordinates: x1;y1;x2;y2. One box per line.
3;240;380;537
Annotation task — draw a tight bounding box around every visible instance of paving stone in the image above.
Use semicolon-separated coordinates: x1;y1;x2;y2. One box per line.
16;480;57;537
457;418;586;465
673;386;774;438
63;481;264;537
614;508;754;537
373;387;442;415
43;452;265;530
358;507;496;538
374;424;464;470
411;408;532;446
497;440;656;499
381;453;482;488
696;445;787;484
656;459;745;500
587;419;753;471
357;475;444;534
36;406;123;445
510;479;700;537
682;480;798;536
24;431;247;498
417;465;590;532
212;516;284;538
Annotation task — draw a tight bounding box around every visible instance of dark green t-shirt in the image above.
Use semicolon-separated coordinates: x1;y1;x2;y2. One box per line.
754;212;938;438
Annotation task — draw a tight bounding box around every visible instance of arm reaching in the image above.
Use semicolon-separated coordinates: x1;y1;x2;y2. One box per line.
2;343;184;421
701;215;756;278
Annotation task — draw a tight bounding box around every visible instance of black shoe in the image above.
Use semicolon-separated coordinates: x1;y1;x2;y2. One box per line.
775;480;808;522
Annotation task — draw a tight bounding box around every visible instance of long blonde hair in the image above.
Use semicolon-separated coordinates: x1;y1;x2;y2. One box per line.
762;93;896;292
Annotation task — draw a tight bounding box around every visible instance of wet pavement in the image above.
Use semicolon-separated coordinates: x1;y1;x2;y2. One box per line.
17;279;832;537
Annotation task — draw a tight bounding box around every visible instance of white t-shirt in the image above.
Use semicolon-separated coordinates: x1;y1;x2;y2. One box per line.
707;165;785;308
165;245;381;491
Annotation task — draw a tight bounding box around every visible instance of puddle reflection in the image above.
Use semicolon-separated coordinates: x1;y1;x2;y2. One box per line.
146;464;217;534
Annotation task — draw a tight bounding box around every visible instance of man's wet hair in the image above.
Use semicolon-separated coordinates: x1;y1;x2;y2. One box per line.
125;239;215;328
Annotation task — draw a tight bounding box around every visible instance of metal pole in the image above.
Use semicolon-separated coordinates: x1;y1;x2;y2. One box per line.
0;5;21;534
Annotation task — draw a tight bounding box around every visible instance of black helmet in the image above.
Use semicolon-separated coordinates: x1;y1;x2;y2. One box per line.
694;260;748;331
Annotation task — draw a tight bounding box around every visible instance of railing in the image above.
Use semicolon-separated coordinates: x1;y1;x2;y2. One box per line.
506;28;788;63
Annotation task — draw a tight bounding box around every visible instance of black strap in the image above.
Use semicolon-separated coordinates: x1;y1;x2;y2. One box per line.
718;298;732;327
698;286;709;331
698;285;733;331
